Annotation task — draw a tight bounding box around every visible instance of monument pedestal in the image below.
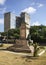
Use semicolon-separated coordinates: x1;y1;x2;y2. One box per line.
7;22;31;53
7;39;31;53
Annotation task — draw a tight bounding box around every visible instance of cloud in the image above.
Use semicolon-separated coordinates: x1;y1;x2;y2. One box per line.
0;0;6;5
30;2;44;8
0;7;6;14
37;3;44;8
21;7;36;14
0;18;4;24
32;21;40;26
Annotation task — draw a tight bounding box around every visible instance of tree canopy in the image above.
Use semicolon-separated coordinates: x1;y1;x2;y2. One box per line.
29;25;46;43
1;28;20;39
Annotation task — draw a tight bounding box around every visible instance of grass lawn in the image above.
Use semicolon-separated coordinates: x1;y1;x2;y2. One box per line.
0;50;46;65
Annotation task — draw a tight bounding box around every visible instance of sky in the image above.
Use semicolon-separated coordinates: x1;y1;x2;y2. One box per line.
0;0;46;32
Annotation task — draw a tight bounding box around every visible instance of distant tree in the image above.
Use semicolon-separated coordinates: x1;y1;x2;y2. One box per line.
30;25;46;43
1;32;7;36
7;28;20;39
14;33;20;39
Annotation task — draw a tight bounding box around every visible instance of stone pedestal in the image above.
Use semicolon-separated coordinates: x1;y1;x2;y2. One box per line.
7;39;31;53
20;22;30;39
7;22;31;53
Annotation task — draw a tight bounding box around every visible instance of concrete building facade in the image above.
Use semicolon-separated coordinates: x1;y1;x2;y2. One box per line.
20;12;30;25
16;12;30;28
4;12;16;32
16;17;22;28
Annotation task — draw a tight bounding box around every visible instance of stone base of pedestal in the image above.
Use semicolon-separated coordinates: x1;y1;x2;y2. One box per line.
7;39;31;53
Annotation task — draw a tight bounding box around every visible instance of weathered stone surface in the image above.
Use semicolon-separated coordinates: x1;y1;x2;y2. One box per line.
7;39;31;53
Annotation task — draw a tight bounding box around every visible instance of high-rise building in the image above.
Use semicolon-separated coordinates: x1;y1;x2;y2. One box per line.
16;16;22;28
20;12;30;25
4;12;16;32
16;12;30;28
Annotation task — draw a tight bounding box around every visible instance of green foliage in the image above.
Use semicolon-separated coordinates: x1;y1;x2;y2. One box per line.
1;28;20;39
1;32;7;36
14;33;20;39
30;25;46;43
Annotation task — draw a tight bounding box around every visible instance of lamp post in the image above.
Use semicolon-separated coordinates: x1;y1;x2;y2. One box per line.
7;31;8;44
0;34;1;43
0;34;3;46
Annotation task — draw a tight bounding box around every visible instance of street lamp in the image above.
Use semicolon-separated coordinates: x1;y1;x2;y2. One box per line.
0;34;1;43
0;34;3;46
7;31;8;44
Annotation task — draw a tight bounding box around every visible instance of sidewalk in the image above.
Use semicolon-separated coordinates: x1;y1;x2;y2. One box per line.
3;50;33;56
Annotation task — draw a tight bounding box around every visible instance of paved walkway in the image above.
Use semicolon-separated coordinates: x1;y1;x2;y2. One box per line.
3;50;33;56
1;49;46;57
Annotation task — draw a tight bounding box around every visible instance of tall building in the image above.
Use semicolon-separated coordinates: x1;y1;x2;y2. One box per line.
4;12;16;32
20;12;30;25
16;16;22;28
16;12;30;28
